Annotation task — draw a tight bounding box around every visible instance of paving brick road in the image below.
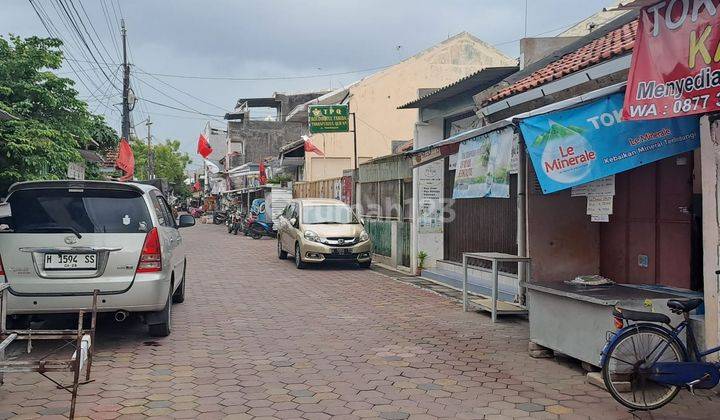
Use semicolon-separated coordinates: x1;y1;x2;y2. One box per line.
1;224;718;419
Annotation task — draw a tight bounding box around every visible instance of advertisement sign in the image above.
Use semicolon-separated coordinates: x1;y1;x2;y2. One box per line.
520;92;700;194
308;104;349;133
452;127;513;199
623;2;720;120
418;160;443;233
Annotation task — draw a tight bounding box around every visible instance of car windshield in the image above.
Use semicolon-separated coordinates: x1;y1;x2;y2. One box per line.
6;188;153;234
302;204;358;224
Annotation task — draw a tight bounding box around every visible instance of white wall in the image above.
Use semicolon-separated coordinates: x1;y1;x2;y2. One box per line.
414;119;444;149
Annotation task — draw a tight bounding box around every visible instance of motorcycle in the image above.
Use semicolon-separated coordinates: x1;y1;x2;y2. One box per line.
248;219;275;239
189;207;204;218
228;209;246;235
240;213;255;236
213;210;228;225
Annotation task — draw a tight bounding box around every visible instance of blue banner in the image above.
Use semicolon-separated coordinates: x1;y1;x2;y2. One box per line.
518;92;700;194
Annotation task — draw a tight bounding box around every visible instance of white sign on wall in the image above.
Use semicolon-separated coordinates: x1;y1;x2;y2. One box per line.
418;160;443;233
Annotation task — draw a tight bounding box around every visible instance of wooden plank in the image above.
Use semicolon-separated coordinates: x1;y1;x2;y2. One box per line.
0;333;17;352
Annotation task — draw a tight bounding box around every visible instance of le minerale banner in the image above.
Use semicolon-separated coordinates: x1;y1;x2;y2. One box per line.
623;1;720;120
452;126;513;199
520;92;699;194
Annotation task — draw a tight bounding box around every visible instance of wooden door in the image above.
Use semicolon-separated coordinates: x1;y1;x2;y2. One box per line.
599;154;693;289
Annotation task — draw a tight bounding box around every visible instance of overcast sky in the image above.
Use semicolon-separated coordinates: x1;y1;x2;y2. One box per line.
2;0;612;168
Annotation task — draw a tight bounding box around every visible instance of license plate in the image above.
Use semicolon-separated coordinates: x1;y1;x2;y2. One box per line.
332;248;350;255
44;253;97;270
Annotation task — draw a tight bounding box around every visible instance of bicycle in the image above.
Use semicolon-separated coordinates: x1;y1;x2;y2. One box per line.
600;298;720;411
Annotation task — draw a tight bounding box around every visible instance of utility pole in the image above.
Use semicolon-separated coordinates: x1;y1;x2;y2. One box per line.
146;117;154;179
121;19;131;141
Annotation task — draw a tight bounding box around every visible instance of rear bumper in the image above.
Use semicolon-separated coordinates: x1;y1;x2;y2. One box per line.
5;273;170;315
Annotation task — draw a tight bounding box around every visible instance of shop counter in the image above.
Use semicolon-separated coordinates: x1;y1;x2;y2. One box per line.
525;281;701;367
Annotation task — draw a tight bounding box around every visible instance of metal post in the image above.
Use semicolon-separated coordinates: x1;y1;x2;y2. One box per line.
69;310;84;420
491;260;499;323
463;254;468;312
146;118;153;180
516;137;528;305
351;112;358;170
85;290;98;382
121;19;130;142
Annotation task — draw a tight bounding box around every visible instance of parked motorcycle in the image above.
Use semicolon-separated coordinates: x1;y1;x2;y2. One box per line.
242;213;257;236
189;207;204;218
249;220;275;239
228;209;246;235
213;210;228;225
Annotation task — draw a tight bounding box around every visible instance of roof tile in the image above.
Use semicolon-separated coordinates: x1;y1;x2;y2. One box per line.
486;20;637;104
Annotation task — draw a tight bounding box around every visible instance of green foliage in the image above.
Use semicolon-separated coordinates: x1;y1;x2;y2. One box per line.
130;138;191;185
417;250;428;270
267;173;293;185
0;35;118;193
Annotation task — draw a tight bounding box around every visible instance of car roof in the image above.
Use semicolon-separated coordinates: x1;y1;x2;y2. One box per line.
296;198;347;206
7;180;157;195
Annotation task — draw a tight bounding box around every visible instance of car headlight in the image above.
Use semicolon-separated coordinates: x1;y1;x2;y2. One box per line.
359;230;369;242
304;230;320;242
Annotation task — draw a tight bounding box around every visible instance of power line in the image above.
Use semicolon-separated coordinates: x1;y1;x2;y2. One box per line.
52;0;118;88
137;96;225;120
134;65;392;81
132;72;226;119
134;65;229;112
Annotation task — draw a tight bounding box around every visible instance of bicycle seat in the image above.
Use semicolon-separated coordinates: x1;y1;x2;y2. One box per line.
613;307;671;324
667;298;703;313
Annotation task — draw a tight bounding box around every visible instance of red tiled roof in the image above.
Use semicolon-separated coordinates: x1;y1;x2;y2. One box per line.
485;20;637;104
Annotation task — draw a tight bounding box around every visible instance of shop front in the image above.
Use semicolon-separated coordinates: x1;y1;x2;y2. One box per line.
515;88;704;367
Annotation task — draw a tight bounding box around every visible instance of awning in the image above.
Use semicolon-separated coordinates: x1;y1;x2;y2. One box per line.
409;120;515;167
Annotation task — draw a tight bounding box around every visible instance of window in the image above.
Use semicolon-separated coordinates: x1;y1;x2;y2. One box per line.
7;188;153;234
302;205;358;224
158;195;176;228
150;194;171;227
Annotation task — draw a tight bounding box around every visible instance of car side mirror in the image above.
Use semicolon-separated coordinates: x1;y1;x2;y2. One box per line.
178;214;195;228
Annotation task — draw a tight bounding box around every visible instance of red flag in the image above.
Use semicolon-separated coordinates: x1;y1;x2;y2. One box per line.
115;138;135;181
193;180;201;192
304;138;324;156
259;162;267;185
197;133;213;158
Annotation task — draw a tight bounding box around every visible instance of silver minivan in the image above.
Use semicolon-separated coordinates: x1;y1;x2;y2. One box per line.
0;180;194;337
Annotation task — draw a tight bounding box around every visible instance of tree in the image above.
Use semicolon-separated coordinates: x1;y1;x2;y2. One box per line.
0;35;117;193
130;138;192;185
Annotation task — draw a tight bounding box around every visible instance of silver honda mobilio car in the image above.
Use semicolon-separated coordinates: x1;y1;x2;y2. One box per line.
0;180;195;337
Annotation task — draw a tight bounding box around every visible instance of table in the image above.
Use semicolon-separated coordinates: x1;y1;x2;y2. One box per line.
462;252;531;322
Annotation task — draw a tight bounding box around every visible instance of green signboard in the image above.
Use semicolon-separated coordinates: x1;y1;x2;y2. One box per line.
308;104;349;133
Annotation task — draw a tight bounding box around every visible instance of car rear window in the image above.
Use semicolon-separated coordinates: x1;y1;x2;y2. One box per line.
7;188;153;234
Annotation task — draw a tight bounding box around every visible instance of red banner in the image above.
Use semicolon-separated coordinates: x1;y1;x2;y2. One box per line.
623;2;720;121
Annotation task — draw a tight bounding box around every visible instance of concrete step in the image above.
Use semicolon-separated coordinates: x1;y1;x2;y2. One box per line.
421;267;517;302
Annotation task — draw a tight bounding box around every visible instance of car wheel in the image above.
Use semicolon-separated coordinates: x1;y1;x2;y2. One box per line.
278;238;288;259
359;260;371;269
172;261;186;303
295;243;306;269
149;287;172;337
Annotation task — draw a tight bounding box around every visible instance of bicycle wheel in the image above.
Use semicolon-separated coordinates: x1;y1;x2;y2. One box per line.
602;325;686;411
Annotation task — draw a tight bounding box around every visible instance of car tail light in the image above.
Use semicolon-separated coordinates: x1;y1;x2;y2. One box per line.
0;255;5;277
137;227;162;273
613;316;624;330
